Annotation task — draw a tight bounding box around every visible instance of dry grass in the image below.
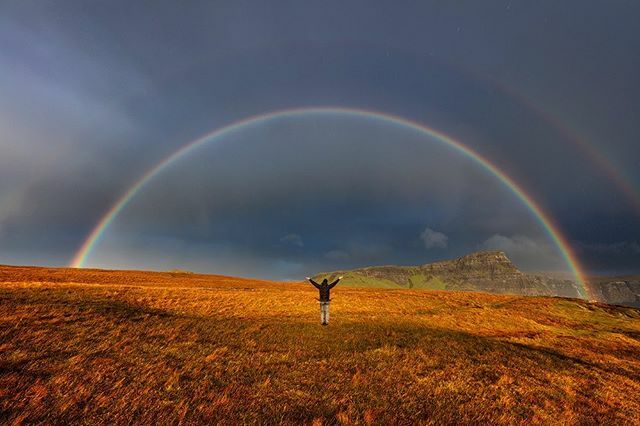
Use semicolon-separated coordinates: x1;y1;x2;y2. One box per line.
1;265;640;425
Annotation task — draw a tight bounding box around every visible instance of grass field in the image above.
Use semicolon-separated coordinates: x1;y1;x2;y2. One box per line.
2;265;640;424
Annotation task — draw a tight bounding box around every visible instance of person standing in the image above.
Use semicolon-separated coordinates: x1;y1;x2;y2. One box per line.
306;276;342;325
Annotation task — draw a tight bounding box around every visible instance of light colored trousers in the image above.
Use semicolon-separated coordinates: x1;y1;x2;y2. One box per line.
319;301;330;325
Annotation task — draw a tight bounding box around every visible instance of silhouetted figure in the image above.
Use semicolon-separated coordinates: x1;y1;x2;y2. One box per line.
306;276;342;325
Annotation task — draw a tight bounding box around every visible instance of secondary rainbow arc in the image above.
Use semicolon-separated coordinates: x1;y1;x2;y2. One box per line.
70;107;592;298
490;79;640;215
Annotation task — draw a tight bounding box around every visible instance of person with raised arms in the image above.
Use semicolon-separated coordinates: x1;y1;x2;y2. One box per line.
305;276;342;326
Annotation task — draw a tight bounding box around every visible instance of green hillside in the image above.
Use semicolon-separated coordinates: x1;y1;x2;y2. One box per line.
313;251;584;298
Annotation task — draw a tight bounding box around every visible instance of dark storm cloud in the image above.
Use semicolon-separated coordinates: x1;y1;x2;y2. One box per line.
0;1;638;275
575;240;640;275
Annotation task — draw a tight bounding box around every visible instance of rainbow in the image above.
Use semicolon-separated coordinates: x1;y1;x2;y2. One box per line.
490;79;640;215
70;106;592;298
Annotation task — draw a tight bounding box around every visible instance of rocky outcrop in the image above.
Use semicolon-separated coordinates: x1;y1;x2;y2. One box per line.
589;278;640;308
315;251;584;298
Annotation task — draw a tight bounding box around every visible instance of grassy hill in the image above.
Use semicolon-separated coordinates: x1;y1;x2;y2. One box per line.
1;265;640;424
313;251;585;298
317;269;449;290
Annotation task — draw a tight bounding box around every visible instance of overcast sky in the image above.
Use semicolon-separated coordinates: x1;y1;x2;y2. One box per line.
0;1;638;278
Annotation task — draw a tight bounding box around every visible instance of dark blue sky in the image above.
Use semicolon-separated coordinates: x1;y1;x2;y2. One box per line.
0;1;638;278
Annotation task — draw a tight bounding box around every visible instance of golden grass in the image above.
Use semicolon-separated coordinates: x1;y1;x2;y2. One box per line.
1;265;640;424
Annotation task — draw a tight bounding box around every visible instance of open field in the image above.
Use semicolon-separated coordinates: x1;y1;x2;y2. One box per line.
2;265;640;424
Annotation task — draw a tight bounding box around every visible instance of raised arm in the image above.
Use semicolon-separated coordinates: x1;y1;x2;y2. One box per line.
305;277;321;289
328;276;343;289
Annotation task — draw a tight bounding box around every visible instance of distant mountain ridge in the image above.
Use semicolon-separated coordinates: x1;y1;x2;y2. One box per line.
314;251;585;298
588;276;640;308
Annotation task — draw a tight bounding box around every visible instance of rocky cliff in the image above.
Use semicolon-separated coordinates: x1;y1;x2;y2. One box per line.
588;277;640;308
314;251;585;298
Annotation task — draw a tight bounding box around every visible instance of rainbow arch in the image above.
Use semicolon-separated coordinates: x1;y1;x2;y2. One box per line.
70;106;592;298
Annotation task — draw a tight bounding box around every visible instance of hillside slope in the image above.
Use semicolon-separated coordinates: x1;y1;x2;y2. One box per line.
1;264;640;424
314;251;585;298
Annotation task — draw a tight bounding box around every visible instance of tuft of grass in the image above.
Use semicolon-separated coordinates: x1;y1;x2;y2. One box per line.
1;264;640;424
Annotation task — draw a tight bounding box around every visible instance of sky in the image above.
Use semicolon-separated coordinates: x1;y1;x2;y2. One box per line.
0;1;638;279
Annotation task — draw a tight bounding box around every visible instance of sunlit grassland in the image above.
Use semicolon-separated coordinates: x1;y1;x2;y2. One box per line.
1;265;640;424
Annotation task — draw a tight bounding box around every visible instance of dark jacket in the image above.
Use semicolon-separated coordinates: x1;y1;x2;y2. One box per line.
308;278;340;302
